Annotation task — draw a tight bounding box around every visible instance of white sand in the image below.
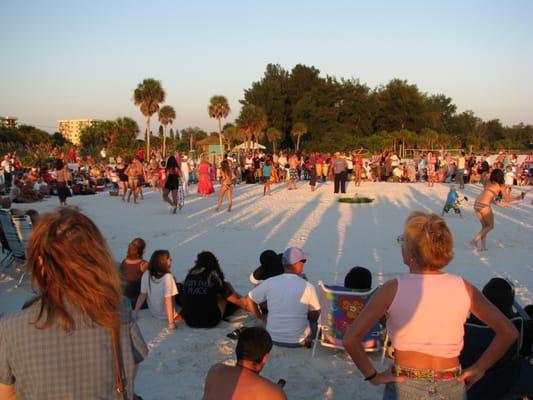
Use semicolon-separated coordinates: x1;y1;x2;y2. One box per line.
1;181;532;399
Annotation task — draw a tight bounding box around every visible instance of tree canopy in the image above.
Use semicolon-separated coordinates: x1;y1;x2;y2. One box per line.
241;63;533;152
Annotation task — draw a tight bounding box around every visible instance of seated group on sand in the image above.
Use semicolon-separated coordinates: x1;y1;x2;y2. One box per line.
0;208;532;400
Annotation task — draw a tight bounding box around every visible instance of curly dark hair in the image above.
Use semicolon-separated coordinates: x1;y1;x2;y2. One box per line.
190;251;225;282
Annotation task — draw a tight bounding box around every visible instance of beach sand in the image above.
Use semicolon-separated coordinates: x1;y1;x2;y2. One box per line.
1;180;531;399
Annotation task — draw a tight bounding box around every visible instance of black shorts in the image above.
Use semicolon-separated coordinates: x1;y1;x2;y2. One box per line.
164;175;180;190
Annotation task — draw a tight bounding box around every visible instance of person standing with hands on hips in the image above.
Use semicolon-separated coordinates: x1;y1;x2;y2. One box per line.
343;211;518;400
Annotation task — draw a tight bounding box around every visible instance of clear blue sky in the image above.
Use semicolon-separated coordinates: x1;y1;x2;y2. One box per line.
1;0;532;135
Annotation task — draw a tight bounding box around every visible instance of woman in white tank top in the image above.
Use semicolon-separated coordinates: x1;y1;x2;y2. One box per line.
343;211;518;400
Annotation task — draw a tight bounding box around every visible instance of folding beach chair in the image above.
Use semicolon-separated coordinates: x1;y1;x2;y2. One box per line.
0;209;32;286
312;281;385;357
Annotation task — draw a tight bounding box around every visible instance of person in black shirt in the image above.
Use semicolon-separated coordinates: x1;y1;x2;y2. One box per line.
181;251;245;328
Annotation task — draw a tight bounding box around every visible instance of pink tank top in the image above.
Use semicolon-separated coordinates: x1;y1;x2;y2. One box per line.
387;273;470;358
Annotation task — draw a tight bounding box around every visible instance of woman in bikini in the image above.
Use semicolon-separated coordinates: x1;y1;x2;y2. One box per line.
471;168;524;251
217;159;234;212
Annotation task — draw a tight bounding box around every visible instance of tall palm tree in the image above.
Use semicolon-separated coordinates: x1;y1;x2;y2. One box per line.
158;105;176;157
223;124;237;149
291;122;308;151
420;128;439;150
236;105;267;150
208;96;230;158
266;127;282;154
133;78;165;158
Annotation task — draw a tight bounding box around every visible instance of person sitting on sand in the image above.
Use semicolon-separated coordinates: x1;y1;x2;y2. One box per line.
180;251;245;328
460;277;533;399
249;249;284;286
0;208;148;400
10;177;42;203
344;266;372;291
133;250;179;330
203;327;287;400
121;238;149;308
246;247;320;348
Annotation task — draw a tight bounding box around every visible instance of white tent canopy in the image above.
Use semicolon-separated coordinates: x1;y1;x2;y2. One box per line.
232;141;266;150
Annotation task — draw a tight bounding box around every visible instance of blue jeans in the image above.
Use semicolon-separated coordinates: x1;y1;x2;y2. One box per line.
383;379;466;400
272;320;317;348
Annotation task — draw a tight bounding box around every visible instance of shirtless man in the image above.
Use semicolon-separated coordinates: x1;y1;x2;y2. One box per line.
203;327;286;400
287;153;299;190
471;168;524;251
125;157;142;203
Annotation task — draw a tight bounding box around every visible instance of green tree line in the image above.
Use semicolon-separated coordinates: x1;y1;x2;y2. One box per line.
240;63;533;152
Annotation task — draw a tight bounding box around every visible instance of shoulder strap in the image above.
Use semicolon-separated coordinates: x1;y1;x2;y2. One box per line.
111;325;126;400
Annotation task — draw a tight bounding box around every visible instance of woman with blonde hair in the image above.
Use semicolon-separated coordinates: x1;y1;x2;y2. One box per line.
343;211;518;400
0;207;148;400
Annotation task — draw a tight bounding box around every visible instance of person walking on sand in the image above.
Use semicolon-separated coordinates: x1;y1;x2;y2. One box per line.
287;153;299;190
262;157;273;196
333;152;348;194
217;159;235;212
162;155;181;214
427;151;437;187
125;157;142;203
197;156;215;196
470;169;524;251
55;158;69;206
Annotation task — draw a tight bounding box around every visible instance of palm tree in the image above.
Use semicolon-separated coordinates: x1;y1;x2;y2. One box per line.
133;78;165;158
420;128;439;150
208;96;231;158
291;122;308;151
236;105;267;150
158;105;176;157
266;127;282;154
223;124;237;149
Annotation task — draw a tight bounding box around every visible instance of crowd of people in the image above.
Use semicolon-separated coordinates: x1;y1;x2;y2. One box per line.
1;207;531;399
0;145;531;215
0;141;525;198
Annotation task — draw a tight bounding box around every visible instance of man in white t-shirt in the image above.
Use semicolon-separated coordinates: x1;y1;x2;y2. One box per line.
247;247;320;347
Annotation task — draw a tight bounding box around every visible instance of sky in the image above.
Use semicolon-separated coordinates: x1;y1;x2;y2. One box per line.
1;0;532;135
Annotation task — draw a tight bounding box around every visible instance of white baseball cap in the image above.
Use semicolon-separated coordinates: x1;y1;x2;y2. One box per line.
282;247;309;266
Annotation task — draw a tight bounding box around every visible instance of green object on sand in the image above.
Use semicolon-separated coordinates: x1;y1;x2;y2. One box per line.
338;197;374;204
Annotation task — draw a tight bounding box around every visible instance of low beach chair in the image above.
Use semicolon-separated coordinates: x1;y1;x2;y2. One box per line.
0;209;32;286
460;316;523;400
312;281;385;357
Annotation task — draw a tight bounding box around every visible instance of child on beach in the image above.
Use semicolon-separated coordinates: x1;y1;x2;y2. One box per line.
263;159;272;196
133;250;179;330
442;185;462;218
